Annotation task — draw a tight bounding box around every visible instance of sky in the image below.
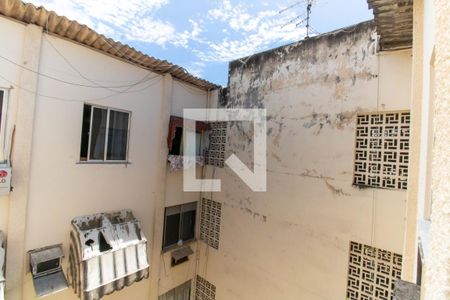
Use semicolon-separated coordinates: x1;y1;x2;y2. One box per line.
26;0;374;86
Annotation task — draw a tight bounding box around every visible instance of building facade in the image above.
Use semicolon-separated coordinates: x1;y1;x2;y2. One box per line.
194;21;413;300
0;0;448;300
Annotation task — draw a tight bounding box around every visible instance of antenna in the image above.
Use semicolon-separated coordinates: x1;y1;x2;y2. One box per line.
279;0;321;38
306;0;313;37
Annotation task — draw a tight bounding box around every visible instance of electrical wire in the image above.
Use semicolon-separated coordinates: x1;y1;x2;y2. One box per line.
174;80;209;96
0;72;162;103
43;34;157;91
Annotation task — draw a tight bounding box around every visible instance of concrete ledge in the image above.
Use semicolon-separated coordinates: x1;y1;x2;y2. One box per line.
393;280;421;300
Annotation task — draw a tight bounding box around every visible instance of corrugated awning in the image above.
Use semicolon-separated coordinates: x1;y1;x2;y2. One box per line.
368;0;413;50
0;0;220;90
68;210;149;300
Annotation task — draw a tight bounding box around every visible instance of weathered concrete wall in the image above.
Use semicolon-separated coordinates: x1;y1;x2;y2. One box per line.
196;21;412;299
422;0;450;299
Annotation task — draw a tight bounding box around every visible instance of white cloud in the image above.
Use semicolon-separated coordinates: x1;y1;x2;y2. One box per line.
28;0;200;48
199;0;306;62
186;61;206;77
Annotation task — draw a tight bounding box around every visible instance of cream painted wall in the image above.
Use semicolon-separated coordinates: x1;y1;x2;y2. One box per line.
156;81;210;297
194;23;412;300
0;15;215;300
0;17;27;236
20;33;164;300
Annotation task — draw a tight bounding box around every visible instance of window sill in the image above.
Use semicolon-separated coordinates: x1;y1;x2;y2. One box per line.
76;161;132;165
161;238;196;254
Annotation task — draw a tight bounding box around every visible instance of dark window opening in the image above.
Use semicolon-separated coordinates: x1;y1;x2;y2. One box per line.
80;105;91;161
167;116;208;157
169;127;183;155
107;110;129;160
36;258;60;274
181;210;196;241
163;202;197;250
0;90;4;134
164;213;181;248
90;107;107;160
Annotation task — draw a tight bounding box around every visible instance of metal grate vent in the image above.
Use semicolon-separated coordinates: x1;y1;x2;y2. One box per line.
346;241;403;300
205;122;227;168
200;198;222;250
195;275;216;300
353;111;410;190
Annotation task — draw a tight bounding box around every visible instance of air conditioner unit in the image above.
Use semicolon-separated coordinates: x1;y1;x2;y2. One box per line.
0;165;11;196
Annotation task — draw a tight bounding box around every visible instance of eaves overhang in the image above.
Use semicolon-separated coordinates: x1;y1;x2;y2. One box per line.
368;0;413;51
0;0;220;90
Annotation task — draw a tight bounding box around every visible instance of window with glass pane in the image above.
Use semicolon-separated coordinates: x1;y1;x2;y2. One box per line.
80;104;130;162
159;280;191;300
0;90;4;133
163;202;197;250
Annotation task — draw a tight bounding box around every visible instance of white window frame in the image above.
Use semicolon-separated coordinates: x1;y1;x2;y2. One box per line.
84;103;131;163
0;88;10;164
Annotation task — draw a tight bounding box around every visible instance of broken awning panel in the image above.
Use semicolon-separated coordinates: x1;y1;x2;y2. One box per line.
0;231;5;300
68;210;149;300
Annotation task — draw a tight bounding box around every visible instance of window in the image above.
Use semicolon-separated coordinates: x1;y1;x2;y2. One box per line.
167;116;207;156
80;104;130;162
159;280;191;300
195;275;216;300
346;241;402;300
353;111;410;190
200;198;222;250
163;202;197;250
0;90;4;133
0;89;10;163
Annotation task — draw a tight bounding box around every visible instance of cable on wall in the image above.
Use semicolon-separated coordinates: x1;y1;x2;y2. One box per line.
43;34;158;91
0;72;162;103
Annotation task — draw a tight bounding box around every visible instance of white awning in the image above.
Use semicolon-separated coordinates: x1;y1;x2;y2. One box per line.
68;210;149;300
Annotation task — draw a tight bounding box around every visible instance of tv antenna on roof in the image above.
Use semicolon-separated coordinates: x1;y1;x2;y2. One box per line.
279;0;321;38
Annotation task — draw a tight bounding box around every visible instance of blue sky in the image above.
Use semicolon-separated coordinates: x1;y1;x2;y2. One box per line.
26;0;374;86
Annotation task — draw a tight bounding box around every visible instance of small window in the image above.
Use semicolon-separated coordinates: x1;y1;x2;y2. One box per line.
0;90;4;133
163;202;197;250
80;104;130;162
167;116;208;157
0;89;10;163
159;280;191;300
